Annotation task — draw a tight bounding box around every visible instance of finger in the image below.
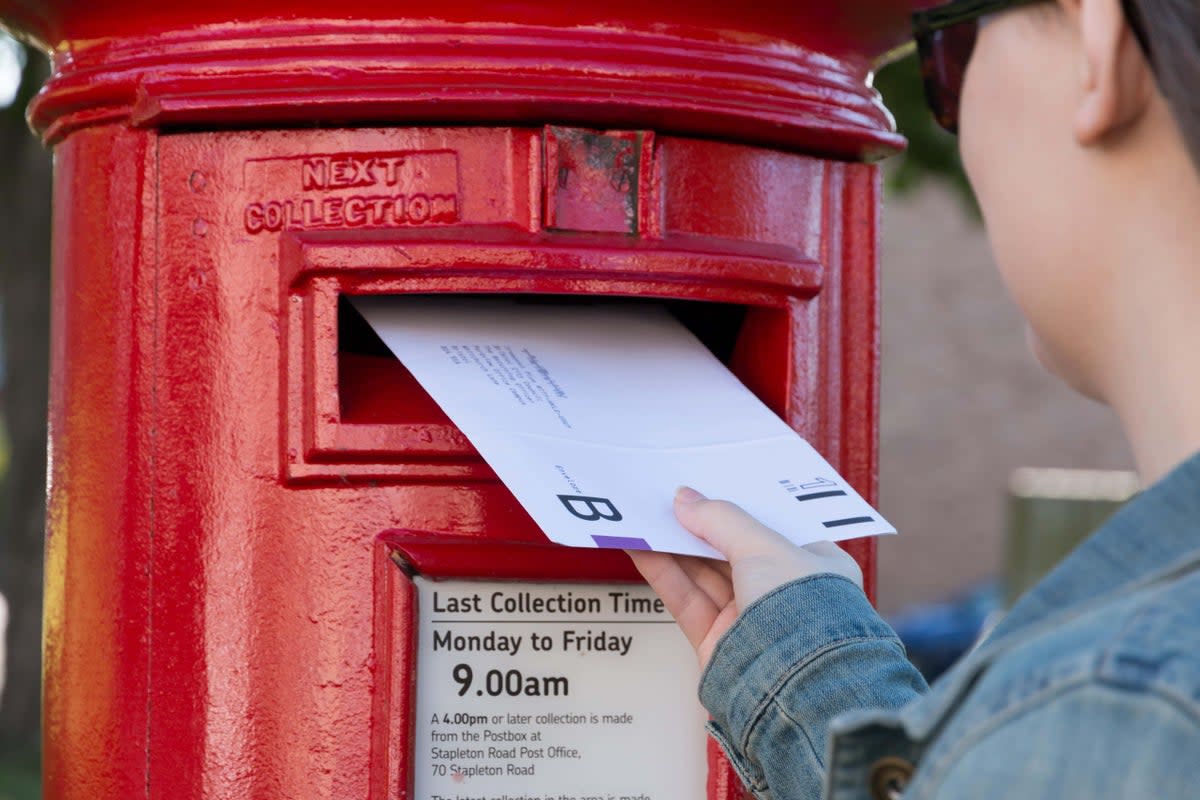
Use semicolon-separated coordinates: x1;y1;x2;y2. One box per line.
626;549;673;588
696;553;733;582
630;550;732;608
626;550;722;653
674;487;794;563
802;540;864;586
710;557;733;581
677;556;734;608
697;600;742;667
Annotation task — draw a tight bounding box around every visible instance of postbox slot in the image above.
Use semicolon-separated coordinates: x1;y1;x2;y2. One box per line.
337;296;452;427
336;294;751;426
281;224;818;482
286;289;793;482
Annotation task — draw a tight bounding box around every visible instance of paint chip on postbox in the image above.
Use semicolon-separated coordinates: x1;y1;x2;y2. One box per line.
353;297;895;558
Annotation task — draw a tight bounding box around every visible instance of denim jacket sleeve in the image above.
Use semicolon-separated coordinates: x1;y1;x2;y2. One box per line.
699;574;929;800
919;681;1200;799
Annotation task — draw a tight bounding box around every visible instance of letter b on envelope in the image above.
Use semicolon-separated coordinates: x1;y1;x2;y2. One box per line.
557;495;623;522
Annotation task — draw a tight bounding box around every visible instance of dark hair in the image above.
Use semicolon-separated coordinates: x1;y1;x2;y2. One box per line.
1128;0;1200;170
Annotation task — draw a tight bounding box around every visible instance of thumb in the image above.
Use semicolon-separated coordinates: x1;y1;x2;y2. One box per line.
674;487;794;563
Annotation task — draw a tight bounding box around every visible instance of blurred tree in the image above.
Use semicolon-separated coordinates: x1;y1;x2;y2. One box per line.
0;37;51;767
874;50;978;215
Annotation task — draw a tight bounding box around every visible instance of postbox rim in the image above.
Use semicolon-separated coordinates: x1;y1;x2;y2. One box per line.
7;14;912;159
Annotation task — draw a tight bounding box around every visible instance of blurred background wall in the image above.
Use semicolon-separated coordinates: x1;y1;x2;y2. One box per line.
876;181;1134;614
0;36;1136;796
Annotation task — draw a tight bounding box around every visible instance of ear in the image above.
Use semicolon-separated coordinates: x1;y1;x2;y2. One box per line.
1062;0;1155;144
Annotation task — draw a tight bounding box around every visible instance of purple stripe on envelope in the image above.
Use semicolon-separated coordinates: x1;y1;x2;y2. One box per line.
592;535;652;550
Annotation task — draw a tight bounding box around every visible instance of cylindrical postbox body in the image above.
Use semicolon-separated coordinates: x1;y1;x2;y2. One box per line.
1;3;912;798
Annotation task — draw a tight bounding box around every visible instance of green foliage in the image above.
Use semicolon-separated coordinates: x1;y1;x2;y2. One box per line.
0;758;39;800
1;35;46;126
874;51;979;217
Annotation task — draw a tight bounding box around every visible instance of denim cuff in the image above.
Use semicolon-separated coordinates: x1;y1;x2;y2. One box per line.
699;574;903;789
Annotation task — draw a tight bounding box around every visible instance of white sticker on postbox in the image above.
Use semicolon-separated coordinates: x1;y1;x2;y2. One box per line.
354;297;894;559
413;577;706;800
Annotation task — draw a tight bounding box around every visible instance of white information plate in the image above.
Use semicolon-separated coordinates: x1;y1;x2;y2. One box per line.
354;297;895;559
414;578;706;800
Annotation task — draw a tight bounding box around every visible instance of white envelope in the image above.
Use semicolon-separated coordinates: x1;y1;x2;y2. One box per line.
353;297;894;559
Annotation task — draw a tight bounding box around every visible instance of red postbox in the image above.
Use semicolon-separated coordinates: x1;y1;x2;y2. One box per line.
1;2;914;798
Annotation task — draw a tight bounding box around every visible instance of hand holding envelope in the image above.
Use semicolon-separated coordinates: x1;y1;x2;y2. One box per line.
353;297;894;559
629;485;864;667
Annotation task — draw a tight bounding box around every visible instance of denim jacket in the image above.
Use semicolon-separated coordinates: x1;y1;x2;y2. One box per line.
700;451;1200;800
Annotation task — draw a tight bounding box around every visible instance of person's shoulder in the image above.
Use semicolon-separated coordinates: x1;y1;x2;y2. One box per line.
977;567;1200;704
981;568;1200;719
906;573;1200;798
1093;568;1200;711
922;670;1200;799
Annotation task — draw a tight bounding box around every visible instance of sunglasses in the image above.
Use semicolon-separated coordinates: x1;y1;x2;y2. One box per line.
911;0;1154;134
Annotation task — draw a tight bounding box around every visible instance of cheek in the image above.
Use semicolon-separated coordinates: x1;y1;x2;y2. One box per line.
960;27;1039;314
959;21;1032;231
1025;320;1105;401
956;16;1104;393
959;14;1075;238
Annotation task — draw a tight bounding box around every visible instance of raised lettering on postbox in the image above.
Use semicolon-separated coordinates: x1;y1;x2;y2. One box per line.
242;150;460;234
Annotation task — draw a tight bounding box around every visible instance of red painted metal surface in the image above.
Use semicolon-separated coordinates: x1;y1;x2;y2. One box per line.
3;2;907;798
6;4;916;157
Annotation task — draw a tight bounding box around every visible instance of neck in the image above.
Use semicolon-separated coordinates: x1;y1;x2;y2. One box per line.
1102;198;1200;485
1109;358;1200;485
1087;102;1200;486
